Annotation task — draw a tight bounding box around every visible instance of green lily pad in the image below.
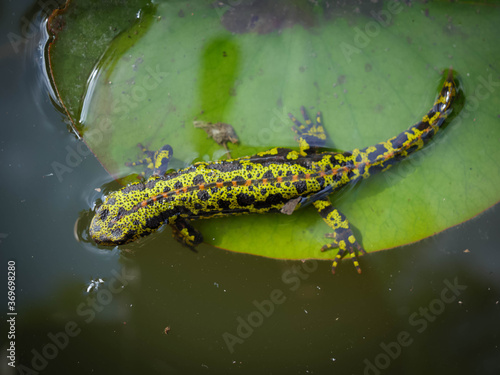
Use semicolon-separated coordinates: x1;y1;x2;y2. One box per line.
48;0;500;260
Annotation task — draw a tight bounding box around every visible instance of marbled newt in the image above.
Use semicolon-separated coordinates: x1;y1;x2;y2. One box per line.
90;70;458;274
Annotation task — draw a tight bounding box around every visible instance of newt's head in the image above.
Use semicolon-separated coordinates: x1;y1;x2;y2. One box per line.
90;200;134;246
90;180;174;246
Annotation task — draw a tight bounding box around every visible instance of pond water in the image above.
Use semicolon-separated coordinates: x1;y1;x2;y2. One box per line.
1;1;499;375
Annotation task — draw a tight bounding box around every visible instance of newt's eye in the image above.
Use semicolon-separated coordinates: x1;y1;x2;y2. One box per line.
99;208;109;221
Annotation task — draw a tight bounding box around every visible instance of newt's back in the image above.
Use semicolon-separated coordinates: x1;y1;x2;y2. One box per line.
90;69;459;274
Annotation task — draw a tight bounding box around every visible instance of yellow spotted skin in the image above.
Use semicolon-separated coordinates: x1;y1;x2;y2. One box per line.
90;70;458;274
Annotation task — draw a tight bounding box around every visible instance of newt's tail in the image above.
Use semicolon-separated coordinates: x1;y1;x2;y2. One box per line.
361;69;458;170
399;68;457;148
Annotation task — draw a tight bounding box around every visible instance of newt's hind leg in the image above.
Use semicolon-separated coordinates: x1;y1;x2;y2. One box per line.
288;106;327;155
126;143;173;177
312;198;366;274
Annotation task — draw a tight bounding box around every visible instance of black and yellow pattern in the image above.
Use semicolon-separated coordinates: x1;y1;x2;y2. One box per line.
90;70;458;274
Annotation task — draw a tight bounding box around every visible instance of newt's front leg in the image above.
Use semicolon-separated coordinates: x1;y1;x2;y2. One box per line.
126;143;173;177
169;216;203;250
312;198;366;274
